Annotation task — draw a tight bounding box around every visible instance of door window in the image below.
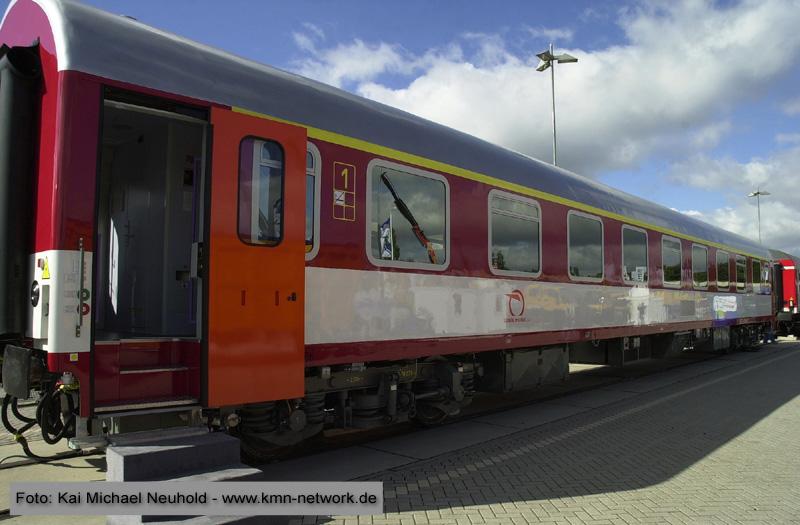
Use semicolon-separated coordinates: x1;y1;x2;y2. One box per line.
238;138;284;246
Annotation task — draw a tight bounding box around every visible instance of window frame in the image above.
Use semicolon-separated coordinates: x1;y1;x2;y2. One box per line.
487;189;542;279
566;210;605;283
735;255;747;291
305;142;322;261
237;136;285;247
365;158;451;271
716;250;730;290
752;259;762;294
621;224;648;285
661;236;683;289
691;244;709;290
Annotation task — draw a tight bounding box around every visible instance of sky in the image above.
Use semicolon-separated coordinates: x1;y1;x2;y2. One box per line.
4;0;800;254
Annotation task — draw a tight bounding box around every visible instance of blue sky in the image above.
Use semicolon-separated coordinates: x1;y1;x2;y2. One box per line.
3;0;800;253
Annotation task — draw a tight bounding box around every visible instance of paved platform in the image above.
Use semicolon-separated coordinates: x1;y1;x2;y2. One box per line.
284;341;800;524
1;342;797;524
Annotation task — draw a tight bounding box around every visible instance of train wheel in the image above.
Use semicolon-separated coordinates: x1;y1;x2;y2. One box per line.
414;402;448;426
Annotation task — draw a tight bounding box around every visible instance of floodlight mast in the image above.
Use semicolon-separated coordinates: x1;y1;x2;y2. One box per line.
536;43;578;167
747;188;771;244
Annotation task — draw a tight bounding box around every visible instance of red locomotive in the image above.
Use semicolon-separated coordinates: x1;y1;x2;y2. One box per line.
770;250;800;337
0;0;782;456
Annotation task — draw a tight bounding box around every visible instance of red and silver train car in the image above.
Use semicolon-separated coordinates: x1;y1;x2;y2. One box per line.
0;0;777;454
770;250;800;336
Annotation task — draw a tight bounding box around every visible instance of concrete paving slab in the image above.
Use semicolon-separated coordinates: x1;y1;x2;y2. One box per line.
364;420;517;460
258;445;414;481
0;439;105;515
550;387;638;408
604;373;693;393
474;400;590;429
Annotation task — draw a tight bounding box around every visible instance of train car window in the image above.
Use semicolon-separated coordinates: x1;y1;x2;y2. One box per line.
488;190;541;276
735;255;746;291
367;162;448;268
622;226;648;284
305;143;321;260
716;250;730;289
753;260;762;293
692;245;708;289
238;137;284;246
661;237;682;287
568;211;603;281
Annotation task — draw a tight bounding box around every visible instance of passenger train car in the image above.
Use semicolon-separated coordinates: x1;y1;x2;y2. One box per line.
0;0;778;455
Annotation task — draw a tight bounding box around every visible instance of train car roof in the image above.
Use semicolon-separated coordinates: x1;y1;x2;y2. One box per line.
769;249;800;265
2;0;772;258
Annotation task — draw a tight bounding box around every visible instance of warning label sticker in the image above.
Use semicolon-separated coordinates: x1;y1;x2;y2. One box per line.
42;258;51;280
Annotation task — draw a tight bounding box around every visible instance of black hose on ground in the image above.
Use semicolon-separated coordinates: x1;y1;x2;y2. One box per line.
11;395;35;423
1;394;36;436
36;388;75;445
2;393;81;463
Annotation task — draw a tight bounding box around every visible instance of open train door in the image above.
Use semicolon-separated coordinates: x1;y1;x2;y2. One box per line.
205;107;306;407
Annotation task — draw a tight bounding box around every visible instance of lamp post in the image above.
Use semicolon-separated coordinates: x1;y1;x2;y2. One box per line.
747;189;771;244
536;43;578;166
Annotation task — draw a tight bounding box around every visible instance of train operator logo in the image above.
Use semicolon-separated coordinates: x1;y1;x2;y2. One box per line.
505;289;528;323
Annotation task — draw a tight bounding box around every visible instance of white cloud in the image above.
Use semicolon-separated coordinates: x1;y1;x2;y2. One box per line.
302;22;325;41
525;26;574;43
293;39;418;88
670;143;800;254
290;0;800;176
692;121;732;149
782;96;800;116
776;132;800;144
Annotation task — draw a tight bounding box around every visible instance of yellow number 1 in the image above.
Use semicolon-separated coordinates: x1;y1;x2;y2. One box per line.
341;168;349;189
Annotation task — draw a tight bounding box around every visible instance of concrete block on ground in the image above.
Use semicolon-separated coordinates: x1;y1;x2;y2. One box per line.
107;432;240;482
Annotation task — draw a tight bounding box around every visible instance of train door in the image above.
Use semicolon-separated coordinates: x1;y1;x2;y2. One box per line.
205;107;306;407
93;98;207;411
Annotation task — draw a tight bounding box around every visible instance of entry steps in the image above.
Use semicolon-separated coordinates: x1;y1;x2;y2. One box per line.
106;429;263;525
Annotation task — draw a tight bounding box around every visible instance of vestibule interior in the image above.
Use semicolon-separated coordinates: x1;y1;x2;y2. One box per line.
94;102;205;340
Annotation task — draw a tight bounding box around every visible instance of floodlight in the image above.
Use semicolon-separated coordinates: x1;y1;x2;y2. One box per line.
536;43;579;166
555;53;578;64
747;189;771;244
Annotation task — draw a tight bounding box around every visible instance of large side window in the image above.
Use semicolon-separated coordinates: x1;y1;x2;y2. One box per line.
568;212;603;280
305;143;321;260
489;191;541;276
238;137;284;246
692;245;708;289
622;226;648;284
662;237;682;287
368;163;448;268
717;250;730;289
735;255;746;291
753;259;762;293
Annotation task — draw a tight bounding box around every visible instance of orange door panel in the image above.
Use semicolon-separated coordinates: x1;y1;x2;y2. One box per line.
206;107;306;407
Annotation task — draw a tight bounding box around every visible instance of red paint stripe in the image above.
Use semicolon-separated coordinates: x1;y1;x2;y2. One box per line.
305;316;773;366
